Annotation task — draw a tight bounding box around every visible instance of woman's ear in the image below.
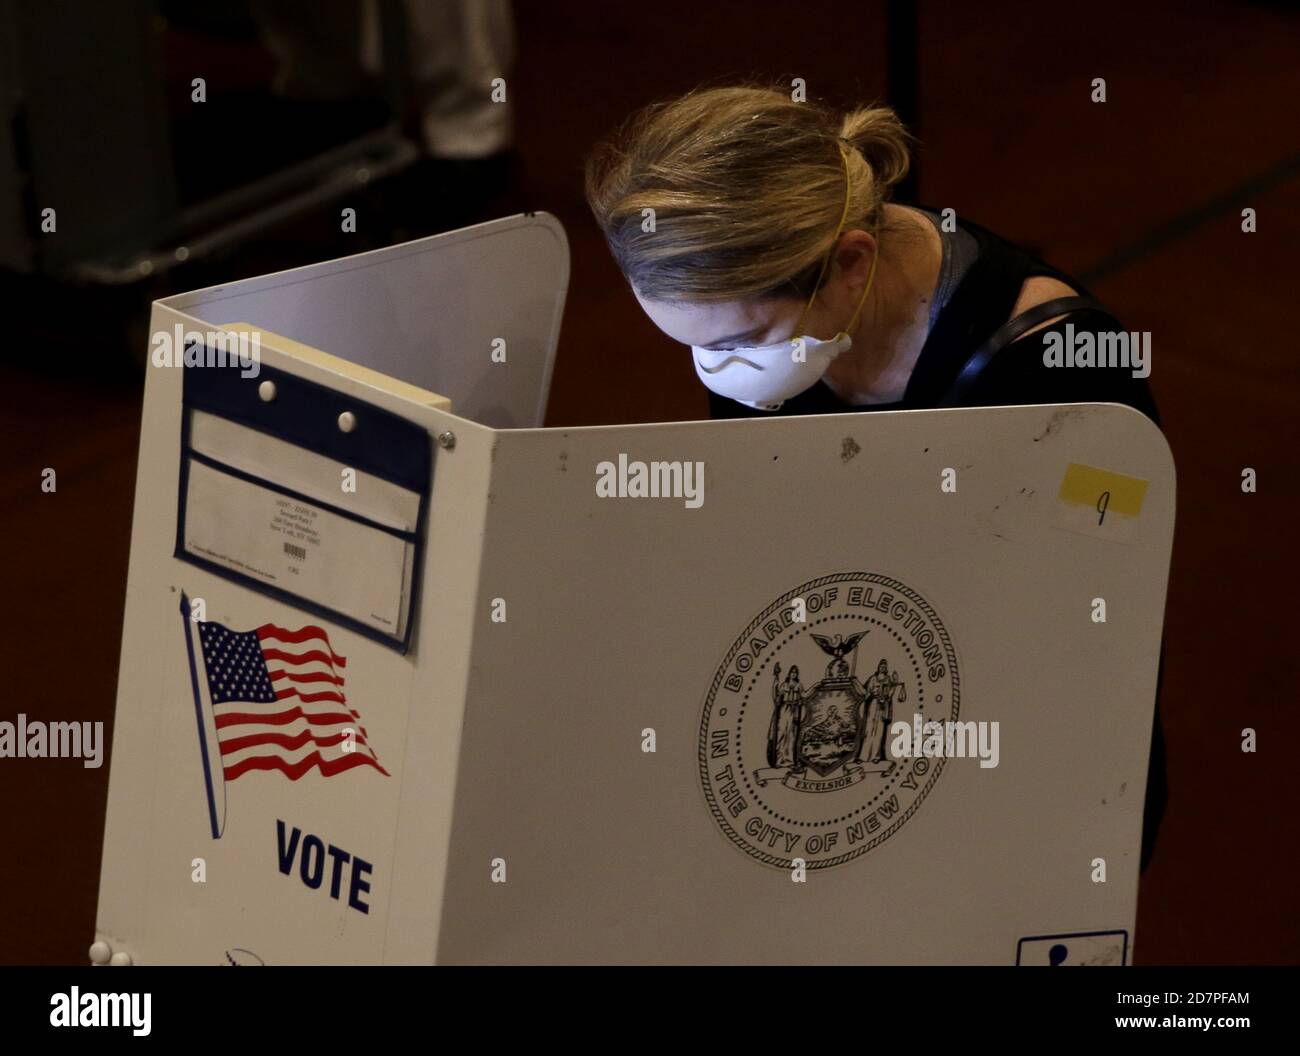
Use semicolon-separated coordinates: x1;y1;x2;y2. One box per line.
832;229;877;285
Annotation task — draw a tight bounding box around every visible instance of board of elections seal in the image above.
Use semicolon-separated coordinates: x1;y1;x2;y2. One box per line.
699;571;959;870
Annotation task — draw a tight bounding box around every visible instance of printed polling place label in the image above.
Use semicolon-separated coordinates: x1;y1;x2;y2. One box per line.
1056;462;1149;543
182;459;413;638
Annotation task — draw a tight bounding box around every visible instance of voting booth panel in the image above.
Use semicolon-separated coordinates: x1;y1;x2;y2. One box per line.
95;213;1174;966
437;404;1172;964
159;213;567;429
96;216;565;966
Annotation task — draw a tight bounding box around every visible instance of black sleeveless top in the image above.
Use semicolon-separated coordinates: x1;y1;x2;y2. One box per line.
709;211;1168;871
707;211;1161;426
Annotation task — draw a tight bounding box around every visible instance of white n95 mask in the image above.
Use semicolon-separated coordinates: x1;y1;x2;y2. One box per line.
692;331;854;411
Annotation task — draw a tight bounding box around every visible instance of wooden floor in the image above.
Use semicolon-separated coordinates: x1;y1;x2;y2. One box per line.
1;0;1297;964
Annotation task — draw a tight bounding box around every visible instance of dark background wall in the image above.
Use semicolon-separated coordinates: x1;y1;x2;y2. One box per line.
1;0;1297;964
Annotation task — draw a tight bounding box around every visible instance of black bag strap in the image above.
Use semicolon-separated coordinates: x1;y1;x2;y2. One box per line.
939;295;1114;407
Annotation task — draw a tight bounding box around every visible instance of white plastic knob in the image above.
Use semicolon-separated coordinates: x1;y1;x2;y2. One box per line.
88;941;111;965
109;951;133;966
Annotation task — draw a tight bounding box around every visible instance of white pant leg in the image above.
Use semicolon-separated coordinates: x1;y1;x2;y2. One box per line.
394;0;516;158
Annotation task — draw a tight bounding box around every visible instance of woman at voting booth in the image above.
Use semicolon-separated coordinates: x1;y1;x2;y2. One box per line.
584;84;1167;868
93;80;1175;964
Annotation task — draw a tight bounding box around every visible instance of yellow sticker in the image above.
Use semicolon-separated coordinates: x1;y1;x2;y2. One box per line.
1058;463;1148;518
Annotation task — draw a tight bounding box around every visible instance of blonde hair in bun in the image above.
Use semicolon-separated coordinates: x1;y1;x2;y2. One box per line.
585;83;916;303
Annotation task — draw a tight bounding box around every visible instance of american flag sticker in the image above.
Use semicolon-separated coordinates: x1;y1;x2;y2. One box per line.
180;593;389;838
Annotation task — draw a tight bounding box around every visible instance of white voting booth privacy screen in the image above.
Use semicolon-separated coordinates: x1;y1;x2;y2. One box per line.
96;213;1174;966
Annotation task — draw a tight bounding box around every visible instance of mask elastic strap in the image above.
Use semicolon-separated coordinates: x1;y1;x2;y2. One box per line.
792;142;859;339
840;227;880;338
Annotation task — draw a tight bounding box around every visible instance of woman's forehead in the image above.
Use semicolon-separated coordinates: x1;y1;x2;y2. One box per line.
634;291;795;348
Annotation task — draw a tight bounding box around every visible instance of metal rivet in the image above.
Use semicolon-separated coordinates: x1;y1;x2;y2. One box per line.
109;951;133;966
437;431;456;450
88;941;111;965
338;411;357;433
258;380;277;402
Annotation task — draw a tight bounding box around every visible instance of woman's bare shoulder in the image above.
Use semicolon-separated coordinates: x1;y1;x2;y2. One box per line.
1007;275;1082;338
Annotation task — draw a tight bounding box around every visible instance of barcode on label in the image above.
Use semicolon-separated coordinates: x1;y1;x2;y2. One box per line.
283;542;307;561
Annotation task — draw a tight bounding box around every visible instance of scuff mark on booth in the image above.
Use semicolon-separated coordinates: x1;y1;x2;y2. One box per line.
1033;407;1085;443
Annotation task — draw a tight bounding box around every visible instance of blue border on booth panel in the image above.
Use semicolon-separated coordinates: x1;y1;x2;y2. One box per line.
173;353;433;655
